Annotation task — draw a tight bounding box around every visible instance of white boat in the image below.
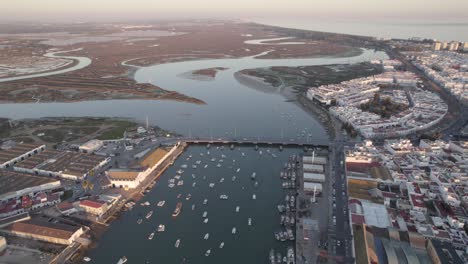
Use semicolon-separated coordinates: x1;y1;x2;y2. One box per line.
232;176;236;181
251;172;256;180
176;169;184;174
204;233;209;240
220;178;224;183
205;249;211;256
192;182;196;187
192;204;195;210
148;232;155;240
204;218;209;224
186;194;191;200
177;180;184;186
192;165;197;169
236;168;240;173
220;194;228;200
157;201;165;207
175;175;181;180
175;239;180;248
181;164;188;168
83;257;91;262
203;199;208;205
216;163;221;168
252;194;256;200
248;218;252;226
204;164;208;168
211;158;216;162
235;206;240;212
219;242;224;249
259;150;263;155
145;210;153;219
137;218;143;224
241;152;245;156
209;183;215;188
168;183;175;188
203;211;207;218
158;224;165;232
232;227;236;234
117;256;127;264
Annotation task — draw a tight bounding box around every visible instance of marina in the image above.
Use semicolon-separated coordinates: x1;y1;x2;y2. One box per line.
85;144;299;263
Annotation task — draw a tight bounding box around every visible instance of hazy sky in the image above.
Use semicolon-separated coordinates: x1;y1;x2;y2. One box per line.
2;0;468;22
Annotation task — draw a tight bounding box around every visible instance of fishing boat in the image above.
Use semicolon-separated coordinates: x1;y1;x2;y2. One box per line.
204;233;209;240
145;210;153;219
232;227;236;234
148;232;155;240
203;211;207;218
248;218;252;226
172;202;182;217
219;242;224;249
137;218;143;224
158;224;165;232
175;239;180;248
204;218;209;224
235;206;240;212
157;201;165;207
205;249;211;256
117;256;127;264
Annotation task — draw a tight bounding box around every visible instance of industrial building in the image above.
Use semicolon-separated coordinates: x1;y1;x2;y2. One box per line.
79;139;104;153
302;156;327;165
0;170;62;219
4;218;83;245
304;182;322;193
303;163;324;173
0;143;45;169
14;149;110;181
303;172;325;183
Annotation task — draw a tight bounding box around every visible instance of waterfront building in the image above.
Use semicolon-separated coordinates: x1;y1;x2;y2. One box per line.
78;199;108;218
4;218;83;245
79;139;104;153
303;182;322;193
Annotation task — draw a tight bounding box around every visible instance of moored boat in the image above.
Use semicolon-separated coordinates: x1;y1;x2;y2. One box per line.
172;202;182;217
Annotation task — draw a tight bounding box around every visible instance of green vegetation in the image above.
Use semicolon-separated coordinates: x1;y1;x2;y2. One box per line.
360;93;408;118
97;120;136;140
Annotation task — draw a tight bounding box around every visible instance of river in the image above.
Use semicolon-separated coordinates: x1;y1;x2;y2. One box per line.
0;48;387;140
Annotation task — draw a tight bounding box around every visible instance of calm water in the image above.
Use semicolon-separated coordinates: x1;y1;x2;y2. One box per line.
0;48;387;140
86;145;298;264
251;18;468;42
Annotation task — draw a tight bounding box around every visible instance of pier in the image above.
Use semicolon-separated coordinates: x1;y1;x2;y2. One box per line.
171;137;329;149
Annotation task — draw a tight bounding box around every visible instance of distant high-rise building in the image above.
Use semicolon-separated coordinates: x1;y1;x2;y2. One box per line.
462;42;468;52
432;42;441;50
441;42;448;50
448;41;460;51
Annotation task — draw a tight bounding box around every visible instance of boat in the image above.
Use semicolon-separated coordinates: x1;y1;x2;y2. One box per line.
220;194;228;200
276;252;282;264
269;249;275;264
145;210;153;219
211;158;216;162
192;165;197;169
192;182;196;187
205;249;211;256
204;164;208;168
254;181;259;188
251;172;256;180
186;194;191;200
203;211;207;218
141;201;150;206
252;194;256;200
177;194;182;198
175;239;180;248
168;183;175;188
204;233;209;240
287;247;294;264
83;257;91;262
203;199;208;205
176;169;184;174
232;227;236;234
117;256;127;264
157;201;165;207
148;232;155;240
192;204;195;210
172;202;182;217
206;143;211;149
219;178;224;183
248;218;252;226
230;144;234;149
204;218;209;224
216;163;221;168
219;242;224;249
158;224;165;232
241;152;245;157
175;175;181;180
235;206;240;212
236;168;240;173
232;176;236;181
209;183;215;188
137;218;143;224
259;150;263;155
181;164;188;168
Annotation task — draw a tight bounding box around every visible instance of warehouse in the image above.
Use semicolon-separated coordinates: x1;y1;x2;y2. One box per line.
4;218;83;245
304;182;323;193
303;156;327;165
303;163;324;173
303;172;325;183
0;143;45;169
14;149;110;181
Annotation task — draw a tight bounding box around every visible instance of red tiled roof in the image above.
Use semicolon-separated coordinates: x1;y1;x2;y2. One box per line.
80;200;105;209
351;214;366;225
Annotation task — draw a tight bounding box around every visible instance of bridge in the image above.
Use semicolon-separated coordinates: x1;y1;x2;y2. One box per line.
166;137;330;149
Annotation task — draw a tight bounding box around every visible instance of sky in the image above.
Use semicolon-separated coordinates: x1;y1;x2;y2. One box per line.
2;0;468;22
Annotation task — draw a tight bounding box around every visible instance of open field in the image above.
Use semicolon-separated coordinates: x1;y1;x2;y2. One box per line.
0;117;172;145
0;21;374;103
